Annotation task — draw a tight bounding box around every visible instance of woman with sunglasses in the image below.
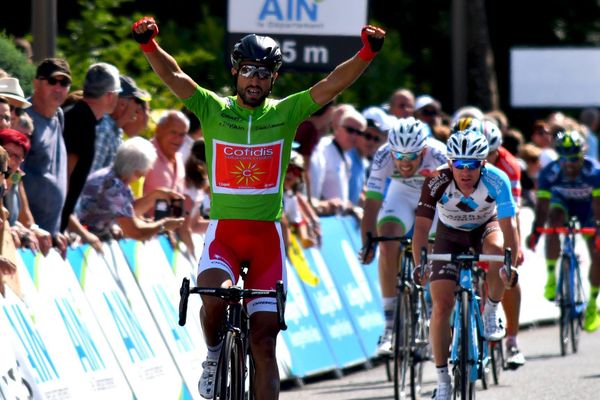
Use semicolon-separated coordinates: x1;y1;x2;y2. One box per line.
132;15;385;400
359;116;447;354
411;128;519;400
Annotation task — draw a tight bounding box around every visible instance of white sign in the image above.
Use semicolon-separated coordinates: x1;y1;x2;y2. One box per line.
228;0;368;36
511;47;600;107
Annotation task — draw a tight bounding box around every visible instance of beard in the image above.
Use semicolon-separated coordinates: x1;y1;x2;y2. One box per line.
234;75;272;108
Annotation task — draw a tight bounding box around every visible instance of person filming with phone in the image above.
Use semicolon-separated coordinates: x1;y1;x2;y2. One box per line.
76;136;184;241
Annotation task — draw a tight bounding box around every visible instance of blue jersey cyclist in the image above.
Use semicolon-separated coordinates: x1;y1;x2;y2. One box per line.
412;128;519;400
527;129;600;333
132;15;385;400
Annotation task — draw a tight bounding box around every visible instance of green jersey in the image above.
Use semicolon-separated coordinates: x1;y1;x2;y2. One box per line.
182;86;320;221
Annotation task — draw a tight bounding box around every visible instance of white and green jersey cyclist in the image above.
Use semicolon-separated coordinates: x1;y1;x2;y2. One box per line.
365;137;447;230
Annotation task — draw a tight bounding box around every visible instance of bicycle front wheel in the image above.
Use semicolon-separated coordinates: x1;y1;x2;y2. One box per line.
215;331;245;400
571;256;585;354
558;257;571;357
410;289;429;399
455;291;475;399
393;291;412;400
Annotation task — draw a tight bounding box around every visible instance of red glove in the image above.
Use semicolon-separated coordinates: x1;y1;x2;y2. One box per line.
132;16;159;52
526;230;540;251
357;25;385;61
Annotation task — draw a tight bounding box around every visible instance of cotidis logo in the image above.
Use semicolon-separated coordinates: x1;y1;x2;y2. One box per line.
212;139;283;195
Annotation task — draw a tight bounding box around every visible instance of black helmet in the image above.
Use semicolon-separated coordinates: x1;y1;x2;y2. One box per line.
231;34;283;72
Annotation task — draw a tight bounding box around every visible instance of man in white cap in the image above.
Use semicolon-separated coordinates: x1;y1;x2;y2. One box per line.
414;94;442;136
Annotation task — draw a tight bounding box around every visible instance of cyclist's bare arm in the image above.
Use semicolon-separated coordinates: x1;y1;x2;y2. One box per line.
309;26;385;106
359;197;382;263
499;216;520;266
412;216;433;268
134;19;197;100
532;197;550;228
593;196;600;222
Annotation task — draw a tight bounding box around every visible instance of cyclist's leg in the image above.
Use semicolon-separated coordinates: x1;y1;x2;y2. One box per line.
429;223;462;392
544;202;567;300
375;184;413;352
197;220;244;398
581;212;600;332
244;221;286;400
479;219;508;341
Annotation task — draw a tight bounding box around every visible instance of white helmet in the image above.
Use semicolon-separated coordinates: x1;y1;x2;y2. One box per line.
446;129;489;160
388;117;427;153
482;120;502;152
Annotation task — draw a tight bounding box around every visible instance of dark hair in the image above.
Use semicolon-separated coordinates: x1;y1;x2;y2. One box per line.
185;153;207;189
181;107;201;135
190;139;206;163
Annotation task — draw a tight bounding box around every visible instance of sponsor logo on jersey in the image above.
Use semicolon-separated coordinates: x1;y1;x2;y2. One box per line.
212;139;283;194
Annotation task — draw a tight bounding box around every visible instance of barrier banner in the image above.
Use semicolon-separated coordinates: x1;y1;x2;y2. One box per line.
118;239;205;400
66;244;190;400
318;217;386;358
300;244;368;367
2;275;83;398
338;215;383;307
17;249;134;399
278;258;338;377
0;293;42;399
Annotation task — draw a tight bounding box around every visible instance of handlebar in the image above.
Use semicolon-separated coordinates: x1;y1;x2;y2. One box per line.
178;278;287;331
536;227;596;235
420;248;513;282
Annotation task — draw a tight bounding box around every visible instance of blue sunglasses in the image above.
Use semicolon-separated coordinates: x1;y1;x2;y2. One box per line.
392;151;420;161
452;159;483;170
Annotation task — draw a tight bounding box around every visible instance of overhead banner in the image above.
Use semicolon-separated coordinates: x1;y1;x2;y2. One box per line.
227;0;368;71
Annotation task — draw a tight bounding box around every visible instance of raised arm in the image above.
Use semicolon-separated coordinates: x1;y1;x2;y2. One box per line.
131;17;197;100
310;25;386;106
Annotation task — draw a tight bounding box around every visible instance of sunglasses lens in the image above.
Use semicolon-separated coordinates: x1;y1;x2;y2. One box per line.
392;151;419;161
46;77;71;87
452;159;482;169
239;65;272;80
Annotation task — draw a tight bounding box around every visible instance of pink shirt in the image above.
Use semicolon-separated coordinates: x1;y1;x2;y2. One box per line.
144;138;186;196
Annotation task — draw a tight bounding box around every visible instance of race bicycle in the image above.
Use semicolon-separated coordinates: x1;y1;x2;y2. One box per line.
537;217;591;356
421;248;512;399
179;275;287;400
364;233;430;400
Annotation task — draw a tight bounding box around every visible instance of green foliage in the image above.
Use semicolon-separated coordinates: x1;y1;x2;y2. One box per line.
0;33;35;96
56;3;413;111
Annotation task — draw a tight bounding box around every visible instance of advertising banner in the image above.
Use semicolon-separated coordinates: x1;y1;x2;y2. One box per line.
66;244;190;400
318;217;385;357
18;249;133;399
118;239;206;399
279;258;338;377
300;245;368;367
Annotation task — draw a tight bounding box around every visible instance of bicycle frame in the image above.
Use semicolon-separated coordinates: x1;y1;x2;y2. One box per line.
423;250;511;398
178;279;287;400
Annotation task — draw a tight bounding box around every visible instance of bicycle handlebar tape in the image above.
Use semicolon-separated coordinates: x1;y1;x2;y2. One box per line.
132;16;159;52
178;278;190;326
357;25;384;61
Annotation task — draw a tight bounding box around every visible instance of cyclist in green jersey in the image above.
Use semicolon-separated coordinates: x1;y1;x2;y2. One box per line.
132;16;385;400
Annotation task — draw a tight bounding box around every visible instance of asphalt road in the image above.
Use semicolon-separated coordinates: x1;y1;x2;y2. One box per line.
280;323;600;399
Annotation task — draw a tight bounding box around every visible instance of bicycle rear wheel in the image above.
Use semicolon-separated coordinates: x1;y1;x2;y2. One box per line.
558;257;571;357
393;291;412;400
215;331;245;400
